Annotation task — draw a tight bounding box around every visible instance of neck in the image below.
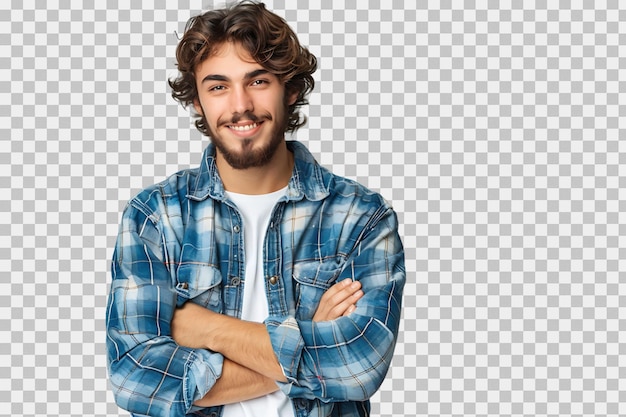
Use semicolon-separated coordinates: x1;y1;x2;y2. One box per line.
216;142;294;195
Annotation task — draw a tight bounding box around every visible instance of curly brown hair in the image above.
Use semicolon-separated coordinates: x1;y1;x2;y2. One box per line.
169;1;317;136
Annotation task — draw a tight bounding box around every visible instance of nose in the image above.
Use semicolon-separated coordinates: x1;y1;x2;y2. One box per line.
230;85;253;115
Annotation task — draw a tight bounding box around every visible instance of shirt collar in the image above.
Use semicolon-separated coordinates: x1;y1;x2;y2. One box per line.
187;140;330;202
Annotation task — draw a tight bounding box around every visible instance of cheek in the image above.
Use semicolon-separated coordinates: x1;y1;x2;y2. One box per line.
196;98;220;123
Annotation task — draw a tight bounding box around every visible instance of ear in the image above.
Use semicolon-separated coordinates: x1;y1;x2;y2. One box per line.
193;99;204;115
286;89;298;106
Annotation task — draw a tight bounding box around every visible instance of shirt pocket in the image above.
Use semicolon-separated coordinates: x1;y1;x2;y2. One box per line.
175;263;223;311
292;258;344;320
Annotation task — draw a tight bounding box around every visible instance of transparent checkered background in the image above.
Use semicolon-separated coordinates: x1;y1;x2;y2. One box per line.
2;0;625;416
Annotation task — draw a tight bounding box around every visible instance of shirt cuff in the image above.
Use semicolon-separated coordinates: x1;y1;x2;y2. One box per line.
183;349;224;412
264;316;304;386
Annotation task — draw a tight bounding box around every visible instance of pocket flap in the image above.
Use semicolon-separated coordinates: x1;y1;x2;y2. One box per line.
175;263;222;300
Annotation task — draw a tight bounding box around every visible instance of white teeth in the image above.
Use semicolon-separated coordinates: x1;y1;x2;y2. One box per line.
230;123;258;132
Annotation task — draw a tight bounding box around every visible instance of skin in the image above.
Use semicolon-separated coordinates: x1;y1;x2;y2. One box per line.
193;41;297;195
172;279;363;407
174;41;364;407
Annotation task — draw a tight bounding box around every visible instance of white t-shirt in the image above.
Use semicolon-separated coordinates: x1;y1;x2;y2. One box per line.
222;186;293;417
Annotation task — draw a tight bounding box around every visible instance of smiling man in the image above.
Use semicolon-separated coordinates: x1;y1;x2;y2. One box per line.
193;42;296;192
105;2;405;417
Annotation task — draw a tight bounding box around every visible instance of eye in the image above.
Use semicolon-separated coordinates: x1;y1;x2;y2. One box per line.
251;79;268;86
208;85;226;92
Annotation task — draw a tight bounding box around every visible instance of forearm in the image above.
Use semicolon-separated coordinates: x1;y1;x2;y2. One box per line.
194;358;278;407
207;314;288;382
172;302;286;382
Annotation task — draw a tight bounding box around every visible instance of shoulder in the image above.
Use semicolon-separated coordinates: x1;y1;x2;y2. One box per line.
308;166;399;244
124;166;201;223
328;171;389;208
289;141;391;213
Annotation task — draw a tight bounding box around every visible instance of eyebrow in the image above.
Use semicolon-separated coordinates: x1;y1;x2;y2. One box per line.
201;69;270;84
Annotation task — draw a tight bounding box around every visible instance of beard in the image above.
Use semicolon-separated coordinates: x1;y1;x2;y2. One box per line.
205;107;288;170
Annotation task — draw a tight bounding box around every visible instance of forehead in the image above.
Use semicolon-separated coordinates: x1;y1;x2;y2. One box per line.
195;42;264;78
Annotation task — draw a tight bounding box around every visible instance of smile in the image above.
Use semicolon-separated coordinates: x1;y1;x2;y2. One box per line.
228;122;260;132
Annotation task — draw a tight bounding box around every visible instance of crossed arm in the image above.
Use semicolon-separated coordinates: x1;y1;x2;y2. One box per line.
171;278;364;407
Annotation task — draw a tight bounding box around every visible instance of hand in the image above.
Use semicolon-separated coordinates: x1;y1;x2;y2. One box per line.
171;301;213;349
312;279;364;322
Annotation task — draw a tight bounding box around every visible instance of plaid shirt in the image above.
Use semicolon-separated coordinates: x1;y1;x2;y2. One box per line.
106;141;405;417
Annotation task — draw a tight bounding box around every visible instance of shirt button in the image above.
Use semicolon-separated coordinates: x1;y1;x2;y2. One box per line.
233;225;240;233
179;282;188;289
230;277;241;286
269;275;278;285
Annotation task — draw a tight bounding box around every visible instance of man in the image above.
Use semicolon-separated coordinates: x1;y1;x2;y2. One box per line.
106;2;405;416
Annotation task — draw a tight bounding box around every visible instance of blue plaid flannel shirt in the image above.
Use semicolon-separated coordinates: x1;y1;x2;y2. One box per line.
106;141;405;417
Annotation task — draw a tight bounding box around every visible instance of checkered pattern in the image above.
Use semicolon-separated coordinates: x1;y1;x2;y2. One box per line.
1;1;625;416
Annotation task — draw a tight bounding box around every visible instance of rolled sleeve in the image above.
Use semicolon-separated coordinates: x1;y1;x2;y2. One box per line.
106;201;224;416
107;336;223;415
266;206;405;402
265;316;305;384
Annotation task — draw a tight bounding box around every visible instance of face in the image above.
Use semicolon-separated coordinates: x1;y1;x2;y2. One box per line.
194;42;297;170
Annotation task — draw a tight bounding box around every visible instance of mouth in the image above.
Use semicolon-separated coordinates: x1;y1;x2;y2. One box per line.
228;121;261;132
225;120;265;138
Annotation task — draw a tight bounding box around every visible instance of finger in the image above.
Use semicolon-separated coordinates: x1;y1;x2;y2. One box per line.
324;278;356;298
332;279;361;297
325;281;361;307
346;279;361;291
317;280;356;307
331;282;362;304
328;289;363;317
351;289;364;302
339;290;364;317
313;280;362;322
343;304;356;316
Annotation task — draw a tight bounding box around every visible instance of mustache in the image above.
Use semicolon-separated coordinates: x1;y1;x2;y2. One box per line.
218;111;272;126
